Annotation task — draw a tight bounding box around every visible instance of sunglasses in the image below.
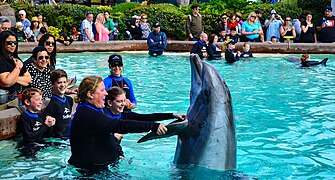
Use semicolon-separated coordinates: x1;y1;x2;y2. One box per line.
251;16;256;18
6;41;18;46
1;27;10;31
45;41;56;47
111;63;123;67
142;17;148;19
286;19;292;21
37;55;50;61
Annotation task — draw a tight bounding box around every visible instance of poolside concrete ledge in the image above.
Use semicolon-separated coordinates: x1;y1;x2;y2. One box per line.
18;40;335;54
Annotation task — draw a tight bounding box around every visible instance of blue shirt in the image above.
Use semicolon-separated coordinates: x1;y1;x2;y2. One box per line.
242;21;260;40
81;19;94;41
103;75;137;105
265;19;282;41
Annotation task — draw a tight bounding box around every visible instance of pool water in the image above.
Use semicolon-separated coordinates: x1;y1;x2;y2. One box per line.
0;52;335;179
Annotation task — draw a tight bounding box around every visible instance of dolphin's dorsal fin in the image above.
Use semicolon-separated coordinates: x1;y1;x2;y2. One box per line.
137;120;188;143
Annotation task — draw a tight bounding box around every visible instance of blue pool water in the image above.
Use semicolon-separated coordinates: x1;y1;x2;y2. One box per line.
0;52;335;179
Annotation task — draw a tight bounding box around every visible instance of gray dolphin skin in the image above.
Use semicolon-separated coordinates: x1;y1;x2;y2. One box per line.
138;54;236;171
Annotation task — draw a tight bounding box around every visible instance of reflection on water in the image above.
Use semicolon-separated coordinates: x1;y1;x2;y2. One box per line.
1;53;334;179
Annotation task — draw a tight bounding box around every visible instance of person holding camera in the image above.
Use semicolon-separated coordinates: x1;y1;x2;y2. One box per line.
264;10;284;42
279;16;296;42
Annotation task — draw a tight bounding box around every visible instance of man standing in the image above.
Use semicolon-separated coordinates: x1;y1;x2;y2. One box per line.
147;22;167;57
215;13;228;36
18;10;30;34
190;32;208;59
0;16;11;32
81;12;95;43
264;10;284;42
316;6;335;43
185;4;203;41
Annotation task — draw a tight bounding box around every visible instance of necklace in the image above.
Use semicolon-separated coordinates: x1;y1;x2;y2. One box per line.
113;78;123;88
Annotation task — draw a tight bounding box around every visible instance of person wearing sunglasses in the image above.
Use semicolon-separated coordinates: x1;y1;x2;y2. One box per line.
24;34;57;71
104;54;137;111
0;31;32;102
279;16;296;43
25;46;52;100
140;13;151;40
241;12;263;42
18;10;31;35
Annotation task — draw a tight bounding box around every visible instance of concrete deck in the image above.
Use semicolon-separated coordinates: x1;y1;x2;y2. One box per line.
18;40;335;54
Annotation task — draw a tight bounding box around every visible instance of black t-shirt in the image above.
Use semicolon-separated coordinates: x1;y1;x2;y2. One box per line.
317;15;335;43
299;22;316;43
0;57;27;94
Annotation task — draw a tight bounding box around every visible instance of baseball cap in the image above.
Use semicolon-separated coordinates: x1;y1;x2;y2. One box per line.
153;22;160;28
108;54;123;67
325;6;333;11
270;10;277;15
255;9;264;14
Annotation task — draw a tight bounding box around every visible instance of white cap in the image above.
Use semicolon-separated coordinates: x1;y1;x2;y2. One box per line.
270;10;276;14
18;10;26;15
15;22;23;27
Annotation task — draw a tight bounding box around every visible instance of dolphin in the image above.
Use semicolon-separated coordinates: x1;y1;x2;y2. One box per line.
283;57;329;67
138;54;236;171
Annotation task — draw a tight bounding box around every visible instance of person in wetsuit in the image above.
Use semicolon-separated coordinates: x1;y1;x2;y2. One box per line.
43;69;73;140
190;32;208;59
300;53;329;67
240;42;253;58
104;54;136;111
105;87;186;158
224;39;241;63
18;88;55;158
68;75;167;173
207;34;222;60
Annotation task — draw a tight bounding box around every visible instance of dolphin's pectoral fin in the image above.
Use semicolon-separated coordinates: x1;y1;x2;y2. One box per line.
137;120;189;143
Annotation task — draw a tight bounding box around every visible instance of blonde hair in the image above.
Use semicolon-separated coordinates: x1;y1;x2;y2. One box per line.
95;13;105;24
75;75;103;103
247;12;259;24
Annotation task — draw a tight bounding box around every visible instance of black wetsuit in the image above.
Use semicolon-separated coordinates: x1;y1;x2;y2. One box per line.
106;108;175;157
18;110;52;157
190;40;208;59
68;102;160;171
207;44;222;60
225;49;240;63
301;61;325;67
43;94;73;140
240;51;253;58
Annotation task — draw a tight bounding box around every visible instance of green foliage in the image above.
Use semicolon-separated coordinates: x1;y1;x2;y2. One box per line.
5;0;330;40
48;26;61;39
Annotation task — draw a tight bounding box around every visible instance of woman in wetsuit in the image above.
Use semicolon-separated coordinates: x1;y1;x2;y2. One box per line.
104;54;136;111
207;34;222;60
68;75;167;172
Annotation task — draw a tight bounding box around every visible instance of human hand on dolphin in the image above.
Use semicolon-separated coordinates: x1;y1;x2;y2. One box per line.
156;124;168;135
125;99;136;109
173;114;186;121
